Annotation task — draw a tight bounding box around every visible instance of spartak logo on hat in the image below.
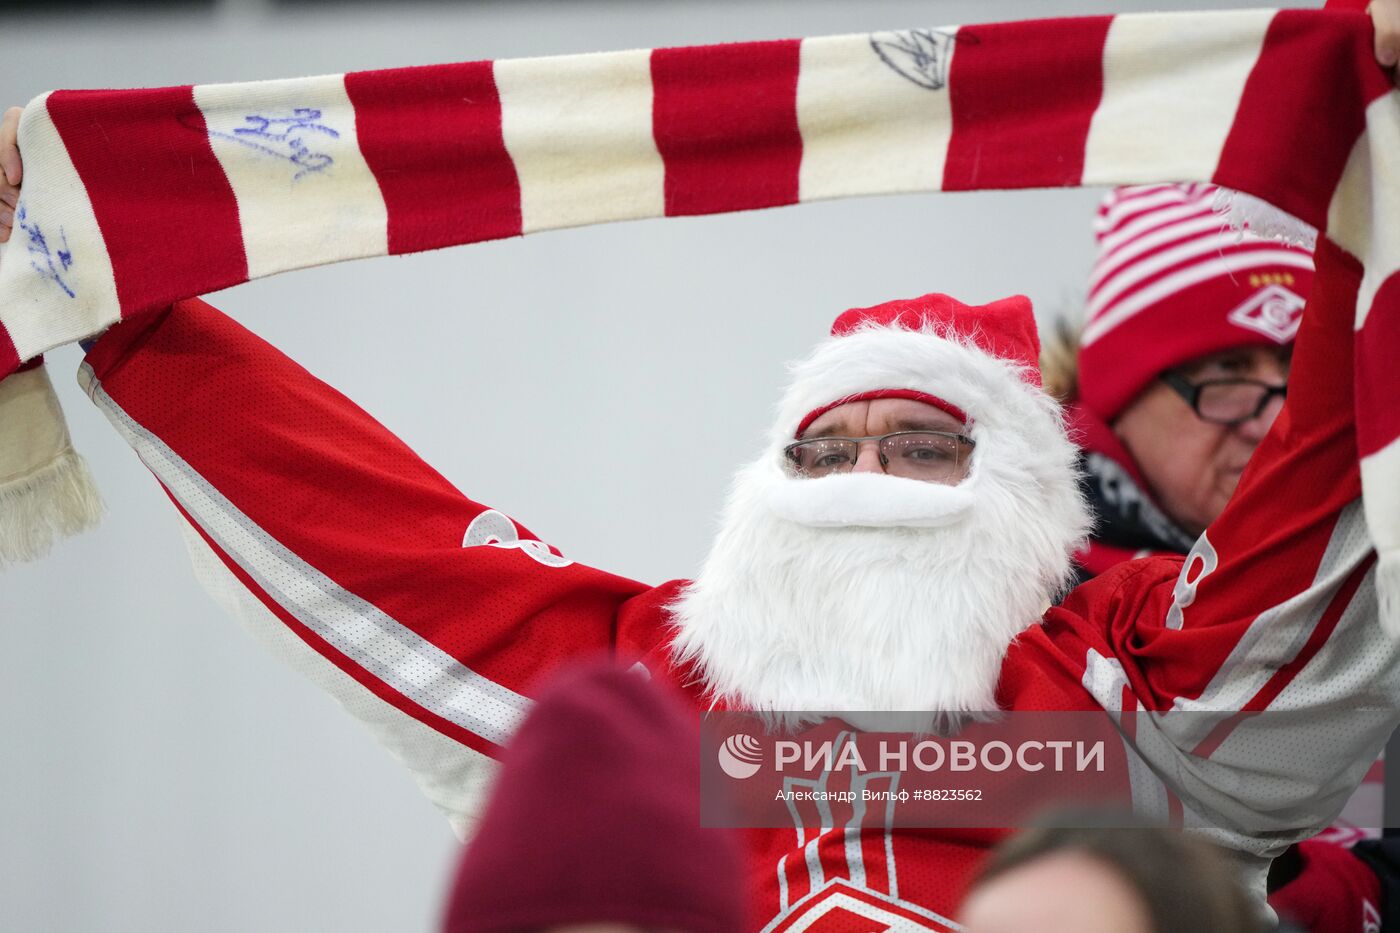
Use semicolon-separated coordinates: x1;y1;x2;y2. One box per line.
1227;283;1306;343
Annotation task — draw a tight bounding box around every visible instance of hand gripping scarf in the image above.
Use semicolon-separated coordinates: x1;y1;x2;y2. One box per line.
0;6;1397;632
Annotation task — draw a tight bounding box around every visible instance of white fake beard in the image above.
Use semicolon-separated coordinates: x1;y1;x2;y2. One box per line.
669;456;1085;733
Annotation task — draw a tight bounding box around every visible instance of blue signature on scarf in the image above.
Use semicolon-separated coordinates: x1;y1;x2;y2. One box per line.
211;108;339;181
17;205;75;299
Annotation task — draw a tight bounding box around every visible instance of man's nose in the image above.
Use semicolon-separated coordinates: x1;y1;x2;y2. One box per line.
1234;392;1285;443
852;441;885;474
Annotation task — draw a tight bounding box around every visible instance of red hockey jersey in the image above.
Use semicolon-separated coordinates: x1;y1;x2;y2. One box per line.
78;237;1393;930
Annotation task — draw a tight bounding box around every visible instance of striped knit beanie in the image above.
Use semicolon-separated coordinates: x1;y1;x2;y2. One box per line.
1077;183;1314;423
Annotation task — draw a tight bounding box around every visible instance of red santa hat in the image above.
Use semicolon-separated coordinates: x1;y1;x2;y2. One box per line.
1077;183;1314;423
441;660;747;933
790;293;1042;438
774;292;1056;454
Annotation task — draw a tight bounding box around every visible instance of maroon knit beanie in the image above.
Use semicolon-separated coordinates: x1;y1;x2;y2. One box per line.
441;661;748;933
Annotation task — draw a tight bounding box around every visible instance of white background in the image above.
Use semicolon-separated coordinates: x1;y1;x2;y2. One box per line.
1;1;1316;930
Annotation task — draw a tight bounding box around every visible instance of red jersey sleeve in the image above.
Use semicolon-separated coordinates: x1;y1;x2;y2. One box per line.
79;297;653;832
1032;237;1396;849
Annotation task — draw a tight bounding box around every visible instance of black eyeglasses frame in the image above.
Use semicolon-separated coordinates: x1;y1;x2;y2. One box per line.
1159;371;1287;427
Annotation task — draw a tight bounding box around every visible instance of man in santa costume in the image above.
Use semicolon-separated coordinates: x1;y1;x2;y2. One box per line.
63;262;1391;929
3;4;1400;929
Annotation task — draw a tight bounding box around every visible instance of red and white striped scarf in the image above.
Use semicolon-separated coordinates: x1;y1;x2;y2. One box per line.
0;6;1396;630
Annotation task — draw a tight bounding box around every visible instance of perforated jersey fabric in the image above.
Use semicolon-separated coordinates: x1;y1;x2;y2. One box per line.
77;236;1392;928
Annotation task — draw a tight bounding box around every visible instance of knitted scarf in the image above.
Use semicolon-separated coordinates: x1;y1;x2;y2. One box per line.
0;6;1397;632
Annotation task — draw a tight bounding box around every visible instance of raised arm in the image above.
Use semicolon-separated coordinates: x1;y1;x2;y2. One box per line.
80;299;652;833
1045;234;1399;850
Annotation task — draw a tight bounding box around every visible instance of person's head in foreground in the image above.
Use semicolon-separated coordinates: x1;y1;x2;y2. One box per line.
670;292;1090;724
441;660;747;933
959;813;1262;933
1053;184;1311;567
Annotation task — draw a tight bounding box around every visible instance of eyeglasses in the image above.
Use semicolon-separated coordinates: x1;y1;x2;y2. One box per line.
783;431;975;483
1160;371;1287;426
